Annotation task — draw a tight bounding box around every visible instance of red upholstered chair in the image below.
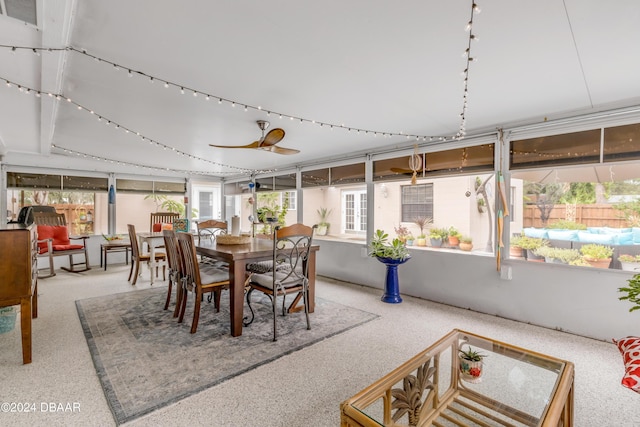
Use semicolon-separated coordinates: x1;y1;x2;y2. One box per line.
35;214;90;278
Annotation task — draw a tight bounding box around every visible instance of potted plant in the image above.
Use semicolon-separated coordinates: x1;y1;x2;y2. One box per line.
580;243;614;269
369;229;411;303
316;208;332;236
405;233;415;246
534;246;580;264
394;224;411;244
517;236;548;261
509;235;525;258
459;235;473;251
412;216;432;247
619;272;640;312
619;254;640;272
458;345;487;383
448;226;461;247
429;227;448;248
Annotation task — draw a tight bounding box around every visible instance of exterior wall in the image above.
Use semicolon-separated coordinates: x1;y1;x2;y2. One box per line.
315;239;634;341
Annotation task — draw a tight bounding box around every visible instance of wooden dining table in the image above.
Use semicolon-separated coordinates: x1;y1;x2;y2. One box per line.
195;238;319;337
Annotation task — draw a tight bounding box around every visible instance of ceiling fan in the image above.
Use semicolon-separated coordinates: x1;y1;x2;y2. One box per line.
209;120;300;155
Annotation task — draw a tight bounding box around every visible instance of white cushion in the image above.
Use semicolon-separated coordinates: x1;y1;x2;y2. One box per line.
199;266;229;284
250;268;303;290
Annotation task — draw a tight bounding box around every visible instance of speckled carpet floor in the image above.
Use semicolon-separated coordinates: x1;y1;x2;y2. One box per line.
76;287;378;425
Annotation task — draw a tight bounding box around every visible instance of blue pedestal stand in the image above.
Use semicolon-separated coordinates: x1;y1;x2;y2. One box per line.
376;256;410;304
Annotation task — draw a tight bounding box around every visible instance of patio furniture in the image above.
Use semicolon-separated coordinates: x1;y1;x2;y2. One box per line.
176;232;229;333
340;329;575;427
127;224;166;285
34;212;90;278
244;223;316;341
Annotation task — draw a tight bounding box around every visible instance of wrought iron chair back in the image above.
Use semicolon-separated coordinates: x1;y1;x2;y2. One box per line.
245;223;316;341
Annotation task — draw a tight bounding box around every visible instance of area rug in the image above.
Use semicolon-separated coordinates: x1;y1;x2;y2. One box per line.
76;287;378;425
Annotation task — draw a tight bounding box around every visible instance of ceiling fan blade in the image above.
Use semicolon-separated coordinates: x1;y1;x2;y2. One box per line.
390;167;414;174
259;145;300;155
260;128;285;147
209;141;261;149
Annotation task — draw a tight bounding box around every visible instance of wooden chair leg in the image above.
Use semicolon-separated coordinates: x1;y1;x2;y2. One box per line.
128;258;134;281
164;275;173;310
214;289;221;312
178;284;188;323
173;281;182;318
131;259;140;285
191;291;202;333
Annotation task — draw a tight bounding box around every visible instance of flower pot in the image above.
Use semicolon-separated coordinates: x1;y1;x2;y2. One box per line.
621;262;640;272
376;256;410;304
430;238;442;248
459;242;473;251
459;356;484;383
316;224;328;236
406;239;414;246
510;246;523;258
416;238;427;247
448;236;460;247
585;257;611;269
526;249;545;262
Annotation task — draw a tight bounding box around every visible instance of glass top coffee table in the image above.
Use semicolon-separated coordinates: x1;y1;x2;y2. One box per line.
341;329;574;426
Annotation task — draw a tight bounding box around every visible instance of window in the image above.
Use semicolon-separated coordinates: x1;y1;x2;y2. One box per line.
509;120;640;269
401;184;433;222
284;191;297;210
6;172;108;235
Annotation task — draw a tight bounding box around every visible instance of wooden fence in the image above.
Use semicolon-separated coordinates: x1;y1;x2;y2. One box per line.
523;204;628;228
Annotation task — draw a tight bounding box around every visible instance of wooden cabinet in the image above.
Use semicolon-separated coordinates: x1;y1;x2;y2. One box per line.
0;224;38;364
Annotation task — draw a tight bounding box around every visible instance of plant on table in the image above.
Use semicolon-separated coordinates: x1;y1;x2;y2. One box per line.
458;345;487;382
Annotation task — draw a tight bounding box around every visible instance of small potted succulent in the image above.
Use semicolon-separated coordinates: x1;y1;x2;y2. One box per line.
448;226;461;247
459;235;473;251
458;345;487;383
429;227;448;248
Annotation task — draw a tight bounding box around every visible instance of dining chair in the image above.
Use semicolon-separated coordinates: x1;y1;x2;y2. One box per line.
194;219;227;241
150;212;179;232
193;219;230;270
244;223;316;341
127;224;167;285
176;231;230;333
162;229;183;316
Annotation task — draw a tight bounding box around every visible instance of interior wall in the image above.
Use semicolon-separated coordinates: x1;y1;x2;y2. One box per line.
315;239;634;342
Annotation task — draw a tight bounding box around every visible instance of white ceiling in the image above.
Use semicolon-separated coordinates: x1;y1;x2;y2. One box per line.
1;0;640;180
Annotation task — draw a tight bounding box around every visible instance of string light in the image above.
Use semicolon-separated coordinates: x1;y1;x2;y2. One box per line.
0;76;258;174
0;43;470;143
51;145;243;176
456;0;481;140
